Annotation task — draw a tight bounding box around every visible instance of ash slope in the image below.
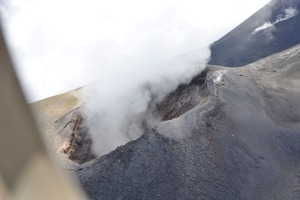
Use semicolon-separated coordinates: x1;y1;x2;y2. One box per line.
209;0;300;67
76;45;300;200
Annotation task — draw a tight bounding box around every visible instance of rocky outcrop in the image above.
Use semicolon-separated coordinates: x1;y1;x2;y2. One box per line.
158;69;209;121
30;89;94;165
57;111;94;164
75;44;300;200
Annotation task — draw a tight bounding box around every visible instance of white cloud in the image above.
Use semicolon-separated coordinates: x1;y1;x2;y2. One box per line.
0;0;270;102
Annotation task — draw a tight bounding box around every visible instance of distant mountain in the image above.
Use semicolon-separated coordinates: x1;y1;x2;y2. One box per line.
209;0;300;66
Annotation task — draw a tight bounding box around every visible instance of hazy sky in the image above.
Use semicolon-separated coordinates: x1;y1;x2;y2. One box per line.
0;0;270;102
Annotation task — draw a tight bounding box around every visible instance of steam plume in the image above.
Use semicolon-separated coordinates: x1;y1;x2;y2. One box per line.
253;7;298;34
82;48;210;156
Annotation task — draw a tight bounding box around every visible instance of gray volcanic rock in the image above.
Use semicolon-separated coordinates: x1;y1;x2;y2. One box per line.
209;0;300;67
75;45;300;200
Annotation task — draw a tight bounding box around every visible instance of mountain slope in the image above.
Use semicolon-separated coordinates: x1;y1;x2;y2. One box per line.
30;89;94;165
75;45;300;199
209;0;300;67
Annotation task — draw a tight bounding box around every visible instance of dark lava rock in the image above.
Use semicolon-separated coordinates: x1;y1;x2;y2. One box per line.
209;0;300;67
75;45;300;199
158;69;209;121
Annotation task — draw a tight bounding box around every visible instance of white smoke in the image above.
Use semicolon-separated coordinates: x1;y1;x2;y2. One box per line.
82;48;210;156
0;0;270;102
253;7;298;34
253;21;273;33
